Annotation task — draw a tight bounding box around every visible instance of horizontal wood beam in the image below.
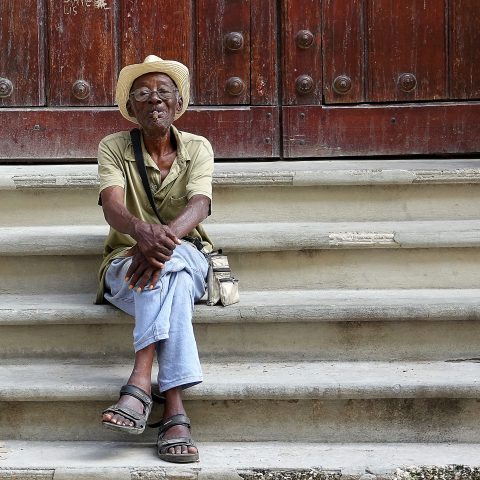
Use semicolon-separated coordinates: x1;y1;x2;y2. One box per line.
283;103;480;157
0;107;279;161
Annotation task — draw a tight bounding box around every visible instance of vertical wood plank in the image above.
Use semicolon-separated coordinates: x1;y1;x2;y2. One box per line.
367;0;447;102
196;0;251;105
322;0;364;104
0;0;45;106
47;0;117;106
250;0;277;105
450;0;480;99
282;0;322;106
121;1;195;102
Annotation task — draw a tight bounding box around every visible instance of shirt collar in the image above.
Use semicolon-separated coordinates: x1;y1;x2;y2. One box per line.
124;125;190;170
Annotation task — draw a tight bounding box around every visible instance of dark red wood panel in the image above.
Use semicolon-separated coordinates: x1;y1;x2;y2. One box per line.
196;0;251;105
47;0;117;106
450;0;480;99
0;0;44;106
282;0;322;105
121;0;195;101
251;0;277;105
322;0;364;104
367;0;447;102
283;104;480;157
0;107;279;160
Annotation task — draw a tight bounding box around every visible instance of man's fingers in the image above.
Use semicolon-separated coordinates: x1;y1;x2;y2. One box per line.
164;228;181;245
156;237;177;251
125;256;141;281
134;268;154;292
146;256;166;269
148;269;162;289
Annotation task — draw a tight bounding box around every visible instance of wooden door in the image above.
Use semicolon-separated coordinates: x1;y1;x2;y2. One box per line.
283;0;480;157
1;1;480;161
0;0;278;161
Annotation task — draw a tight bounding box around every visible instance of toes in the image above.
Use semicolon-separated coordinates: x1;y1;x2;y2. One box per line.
167;445;196;455
107;414;133;427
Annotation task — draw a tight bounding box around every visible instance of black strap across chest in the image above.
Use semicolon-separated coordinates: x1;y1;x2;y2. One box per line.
130;128;165;224
130;128;205;253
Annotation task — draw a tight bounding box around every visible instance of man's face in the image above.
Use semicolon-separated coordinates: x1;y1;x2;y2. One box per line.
126;72;182;134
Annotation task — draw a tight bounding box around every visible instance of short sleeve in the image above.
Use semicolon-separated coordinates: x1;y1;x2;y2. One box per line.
185;138;214;201
97;136;126;193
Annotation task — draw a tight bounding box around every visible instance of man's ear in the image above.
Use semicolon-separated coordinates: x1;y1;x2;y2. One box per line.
126;99;136;118
176;96;183;114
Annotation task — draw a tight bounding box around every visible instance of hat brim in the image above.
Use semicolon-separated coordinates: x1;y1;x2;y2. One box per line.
115;59;190;124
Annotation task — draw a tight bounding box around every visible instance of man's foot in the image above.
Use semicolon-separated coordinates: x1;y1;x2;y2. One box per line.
162;420;198;455
102;380;151;428
102;344;156;431
156;413;199;463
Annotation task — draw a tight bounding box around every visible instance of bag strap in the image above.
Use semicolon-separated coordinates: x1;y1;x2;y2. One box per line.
130;128;165;224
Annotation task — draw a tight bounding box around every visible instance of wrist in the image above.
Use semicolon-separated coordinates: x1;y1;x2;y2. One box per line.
130;218;146;240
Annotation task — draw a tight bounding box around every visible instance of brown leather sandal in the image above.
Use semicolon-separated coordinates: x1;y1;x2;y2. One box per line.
153;414;199;463
102;384;153;435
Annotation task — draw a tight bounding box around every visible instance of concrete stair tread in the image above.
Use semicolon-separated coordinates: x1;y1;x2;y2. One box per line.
2;219;480;255
2;289;480;325
1;441;480;477
1;359;479;402
1;159;480;188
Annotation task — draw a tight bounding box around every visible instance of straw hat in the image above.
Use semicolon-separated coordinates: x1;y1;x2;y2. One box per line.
115;55;190;124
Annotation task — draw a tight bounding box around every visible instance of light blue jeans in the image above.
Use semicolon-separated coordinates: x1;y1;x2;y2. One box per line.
104;241;208;392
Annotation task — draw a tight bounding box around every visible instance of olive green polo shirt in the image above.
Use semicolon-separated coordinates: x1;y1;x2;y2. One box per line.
95;126;214;304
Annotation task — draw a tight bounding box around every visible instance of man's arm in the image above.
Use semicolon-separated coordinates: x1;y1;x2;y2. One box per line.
100;185;180;268
101;185;210;290
125;194;211;291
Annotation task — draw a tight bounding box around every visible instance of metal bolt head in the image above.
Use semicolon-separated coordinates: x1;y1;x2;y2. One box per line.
0;77;13;98
295;75;314;95
225;32;244;52
398;73;417;92
226;77;245;96
296;29;314;49
332;75;352;94
72;80;91;100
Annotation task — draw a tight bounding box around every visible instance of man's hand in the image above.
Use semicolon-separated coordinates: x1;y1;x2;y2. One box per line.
132;222;182;267
100;186;181;268
125;245;163;292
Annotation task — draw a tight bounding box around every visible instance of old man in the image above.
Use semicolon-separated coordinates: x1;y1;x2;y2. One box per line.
96;55;213;463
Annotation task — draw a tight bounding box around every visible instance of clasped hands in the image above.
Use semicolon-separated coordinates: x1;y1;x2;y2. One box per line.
125;222;181;292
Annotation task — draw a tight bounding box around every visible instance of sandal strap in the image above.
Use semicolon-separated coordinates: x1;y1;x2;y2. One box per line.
152;414;191;434
102;405;145;427
120;384;152;409
158;437;196;454
151;391;166;404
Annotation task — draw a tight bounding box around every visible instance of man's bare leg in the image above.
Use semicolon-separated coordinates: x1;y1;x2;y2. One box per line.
162;387;198;455
102;343;155;426
102;344;197;456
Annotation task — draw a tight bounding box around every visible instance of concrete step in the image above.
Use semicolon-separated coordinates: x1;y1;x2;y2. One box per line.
2;220;480;255
1;160;480;226
1;222;480;294
1;290;480;361
0;360;479;442
0;441;479;479
2;248;479;293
